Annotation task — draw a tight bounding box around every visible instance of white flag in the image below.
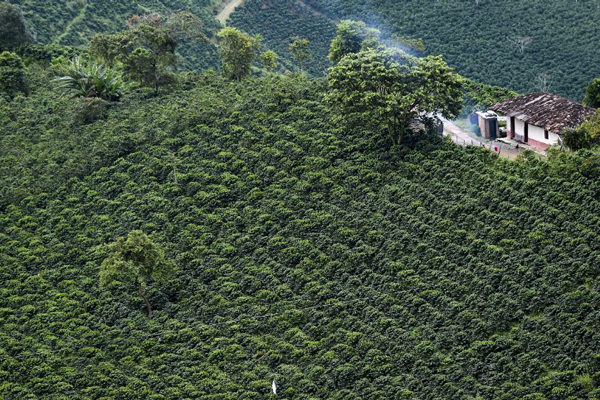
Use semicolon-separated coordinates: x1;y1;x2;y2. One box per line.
272;380;277;395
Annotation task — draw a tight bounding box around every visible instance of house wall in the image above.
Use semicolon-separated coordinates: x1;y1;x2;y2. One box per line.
510;116;560;149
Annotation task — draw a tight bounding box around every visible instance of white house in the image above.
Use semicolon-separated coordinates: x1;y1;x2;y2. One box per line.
490;93;596;150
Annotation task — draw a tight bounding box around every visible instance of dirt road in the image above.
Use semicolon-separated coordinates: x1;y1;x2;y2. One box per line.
440;117;526;159
216;0;244;25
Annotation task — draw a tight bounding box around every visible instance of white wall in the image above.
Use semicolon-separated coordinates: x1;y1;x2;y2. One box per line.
514;118;525;139
512;117;559;146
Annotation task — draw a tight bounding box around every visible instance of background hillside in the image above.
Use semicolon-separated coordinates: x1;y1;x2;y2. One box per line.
11;0;222;70
228;0;600;100
2;65;600;398
11;0;600;99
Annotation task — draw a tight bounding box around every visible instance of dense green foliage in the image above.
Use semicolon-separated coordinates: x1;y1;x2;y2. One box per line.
289;37;311;73
9;0;600;100
100;230;174;319
0;51;27;98
584;78;600;109
2;57;600;399
91;23;178;91
300;0;600;100
53;57;124;101
328;19;380;64
259;50;278;72
327;49;462;145
461;78;519;112
217;27;260;81
0;1;34;49
561;112;600;150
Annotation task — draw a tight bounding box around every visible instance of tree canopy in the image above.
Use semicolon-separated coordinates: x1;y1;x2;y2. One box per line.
0;51;27;98
91;23;177;91
289;36;311;72
100;230;174;318
326;48;462;145
584;78;600;109
328;19;381;64
0;2;34;49
217;27;260;81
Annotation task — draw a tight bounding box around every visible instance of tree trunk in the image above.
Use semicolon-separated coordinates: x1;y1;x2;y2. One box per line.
138;283;153;319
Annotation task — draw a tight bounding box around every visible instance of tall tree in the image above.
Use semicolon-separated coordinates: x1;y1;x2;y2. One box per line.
289;36;311;72
326;49;462;146
217;27;260;81
259;50;278;72
328;20;380;64
583;78;600;109
0;2;34;49
100;230;174;318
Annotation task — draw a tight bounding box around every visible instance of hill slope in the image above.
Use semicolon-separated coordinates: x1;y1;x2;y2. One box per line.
229;0;600;99
10;0;222;70
1;69;600;398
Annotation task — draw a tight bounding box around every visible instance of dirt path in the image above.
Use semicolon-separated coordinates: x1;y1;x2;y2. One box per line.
440;117;527;160
216;0;244;25
54;4;89;44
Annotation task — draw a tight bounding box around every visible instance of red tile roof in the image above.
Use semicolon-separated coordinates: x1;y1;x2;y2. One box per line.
490;92;596;133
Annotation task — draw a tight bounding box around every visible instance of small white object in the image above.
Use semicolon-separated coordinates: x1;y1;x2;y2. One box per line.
272;380;277;395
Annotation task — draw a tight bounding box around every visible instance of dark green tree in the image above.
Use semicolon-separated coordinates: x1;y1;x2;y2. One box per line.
0;51;26;98
128;11;208;42
561;112;600;150
328;20;380;64
326;49;462;145
259;50;278;72
0;2;34;49
100;230;174;318
217;27;260;81
583;78;600;109
289;36;311;72
90;23;177;91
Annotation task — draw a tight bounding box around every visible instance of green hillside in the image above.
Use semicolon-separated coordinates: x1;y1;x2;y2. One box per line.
2;56;600;399
10;0;222;70
228;0;335;75
229;0;600;100
9;0;600;99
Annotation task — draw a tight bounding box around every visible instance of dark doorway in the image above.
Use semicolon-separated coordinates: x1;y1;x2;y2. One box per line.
510;116;515;138
524;122;529;142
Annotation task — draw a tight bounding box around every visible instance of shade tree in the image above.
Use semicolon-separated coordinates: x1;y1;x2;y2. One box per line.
0;51;27;98
328;20;381;64
326;48;462;146
0;2;34;49
584;78;600;109
260;50;279;72
100;230;174;318
90;22;178;91
289;36;311;72
217;27;260;81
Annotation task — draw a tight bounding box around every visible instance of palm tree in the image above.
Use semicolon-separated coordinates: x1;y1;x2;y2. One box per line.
53;57;124;101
